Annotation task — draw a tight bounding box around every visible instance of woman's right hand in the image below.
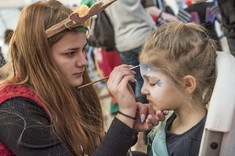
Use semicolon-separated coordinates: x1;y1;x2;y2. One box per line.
107;64;137;127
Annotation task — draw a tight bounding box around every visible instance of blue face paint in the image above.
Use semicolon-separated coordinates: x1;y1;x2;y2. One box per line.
140;62;167;87
140;62;159;78
156;79;163;87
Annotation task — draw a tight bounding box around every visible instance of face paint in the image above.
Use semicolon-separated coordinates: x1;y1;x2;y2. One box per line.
140;62;158;78
156;79;163;87
140;62;183;111
140;62;167;86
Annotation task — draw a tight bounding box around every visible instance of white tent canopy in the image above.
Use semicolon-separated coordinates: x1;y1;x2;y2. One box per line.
0;0;81;9
0;0;81;45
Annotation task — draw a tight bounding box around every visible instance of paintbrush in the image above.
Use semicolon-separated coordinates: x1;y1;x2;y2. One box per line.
78;65;140;89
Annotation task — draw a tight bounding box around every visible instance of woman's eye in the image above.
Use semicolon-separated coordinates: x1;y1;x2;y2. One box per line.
149;83;156;86
82;47;86;52
82;47;87;55
67;52;75;56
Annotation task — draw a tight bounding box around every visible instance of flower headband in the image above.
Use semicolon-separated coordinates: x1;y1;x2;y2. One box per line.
45;0;116;38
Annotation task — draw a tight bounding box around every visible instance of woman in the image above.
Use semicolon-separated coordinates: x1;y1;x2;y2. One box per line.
0;0;166;155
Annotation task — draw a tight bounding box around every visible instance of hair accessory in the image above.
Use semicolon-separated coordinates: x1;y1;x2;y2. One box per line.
45;0;116;38
117;111;137;120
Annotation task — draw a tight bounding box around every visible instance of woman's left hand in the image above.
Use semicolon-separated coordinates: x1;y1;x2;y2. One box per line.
133;102;168;132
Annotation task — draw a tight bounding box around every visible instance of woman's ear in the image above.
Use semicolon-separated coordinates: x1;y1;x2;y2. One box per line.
183;75;196;94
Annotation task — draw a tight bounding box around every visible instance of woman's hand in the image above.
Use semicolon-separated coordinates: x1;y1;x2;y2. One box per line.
133;102;168;132
107;64;137;127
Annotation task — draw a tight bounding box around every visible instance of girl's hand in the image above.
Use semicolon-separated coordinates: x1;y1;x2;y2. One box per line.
133;102;168;132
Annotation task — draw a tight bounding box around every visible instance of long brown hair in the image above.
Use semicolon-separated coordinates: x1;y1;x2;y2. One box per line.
139;22;216;107
0;0;104;155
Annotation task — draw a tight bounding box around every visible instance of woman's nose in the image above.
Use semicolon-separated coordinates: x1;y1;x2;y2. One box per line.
77;53;88;66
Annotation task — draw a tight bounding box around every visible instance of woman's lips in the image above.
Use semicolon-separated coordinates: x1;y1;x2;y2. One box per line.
74;72;83;76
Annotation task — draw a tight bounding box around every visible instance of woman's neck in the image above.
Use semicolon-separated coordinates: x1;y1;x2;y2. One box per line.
169;103;206;134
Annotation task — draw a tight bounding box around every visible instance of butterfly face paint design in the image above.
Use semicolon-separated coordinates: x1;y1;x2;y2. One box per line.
140;62;166;87
140;62;177;111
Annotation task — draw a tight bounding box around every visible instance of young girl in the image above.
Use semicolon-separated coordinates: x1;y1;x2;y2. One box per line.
139;22;217;156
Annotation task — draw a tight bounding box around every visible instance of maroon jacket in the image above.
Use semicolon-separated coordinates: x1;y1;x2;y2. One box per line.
0;84;47;156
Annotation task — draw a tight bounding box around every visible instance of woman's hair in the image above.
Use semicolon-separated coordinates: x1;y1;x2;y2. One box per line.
0;0;104;155
139;22;216;107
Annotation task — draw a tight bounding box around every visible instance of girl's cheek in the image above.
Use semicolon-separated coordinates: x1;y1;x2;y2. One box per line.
152;86;166;99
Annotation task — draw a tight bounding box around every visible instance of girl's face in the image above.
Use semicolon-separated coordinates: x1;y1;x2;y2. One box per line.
51;31;88;87
140;62;181;111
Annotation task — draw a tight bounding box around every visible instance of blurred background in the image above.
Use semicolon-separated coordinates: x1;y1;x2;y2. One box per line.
0;0;82;46
0;0;223;48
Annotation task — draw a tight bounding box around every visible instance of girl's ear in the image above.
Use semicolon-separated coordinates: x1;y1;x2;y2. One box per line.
183;75;196;94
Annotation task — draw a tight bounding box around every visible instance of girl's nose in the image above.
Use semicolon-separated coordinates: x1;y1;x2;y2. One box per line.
141;83;149;95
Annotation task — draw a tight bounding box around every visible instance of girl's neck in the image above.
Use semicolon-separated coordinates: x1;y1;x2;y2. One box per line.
169;104;206;134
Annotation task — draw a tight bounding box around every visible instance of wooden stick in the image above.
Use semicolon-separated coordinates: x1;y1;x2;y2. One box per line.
78;65;140;89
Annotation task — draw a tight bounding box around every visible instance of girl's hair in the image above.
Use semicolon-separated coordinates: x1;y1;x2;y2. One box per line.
0;0;104;155
139;22;216;107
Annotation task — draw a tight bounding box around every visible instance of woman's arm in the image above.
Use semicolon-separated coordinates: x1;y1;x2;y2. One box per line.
0;97;138;156
92;117;138;156
0;97;73;156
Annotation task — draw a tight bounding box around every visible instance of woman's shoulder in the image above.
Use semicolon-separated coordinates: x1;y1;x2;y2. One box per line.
0;96;48;118
0;84;47;113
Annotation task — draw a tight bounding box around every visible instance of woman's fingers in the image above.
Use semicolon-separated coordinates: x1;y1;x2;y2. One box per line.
107;64;137;111
147;110;168;125
137;102;147;123
107;65;136;93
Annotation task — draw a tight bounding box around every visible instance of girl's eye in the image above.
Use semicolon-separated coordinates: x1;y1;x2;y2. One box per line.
149;79;163;87
156;79;163;87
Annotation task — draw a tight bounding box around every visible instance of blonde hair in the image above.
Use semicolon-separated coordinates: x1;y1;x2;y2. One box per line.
0;0;104;155
139;22;216;106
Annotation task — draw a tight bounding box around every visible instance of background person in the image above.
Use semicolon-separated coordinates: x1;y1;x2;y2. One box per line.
217;0;235;56
1;29;14;62
184;0;222;51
